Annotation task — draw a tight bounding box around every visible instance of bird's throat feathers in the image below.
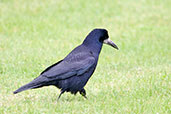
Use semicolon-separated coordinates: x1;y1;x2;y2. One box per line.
83;40;103;55
82;37;103;55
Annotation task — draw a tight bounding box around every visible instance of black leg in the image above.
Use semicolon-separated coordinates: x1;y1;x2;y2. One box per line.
79;88;87;99
58;90;65;100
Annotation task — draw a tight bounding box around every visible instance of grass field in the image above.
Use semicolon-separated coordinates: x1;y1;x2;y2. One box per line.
0;0;171;113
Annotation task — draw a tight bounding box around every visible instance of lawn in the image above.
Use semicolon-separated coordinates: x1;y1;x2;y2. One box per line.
0;0;170;113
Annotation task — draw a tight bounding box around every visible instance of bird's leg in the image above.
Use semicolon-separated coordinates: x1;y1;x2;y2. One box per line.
57;90;65;100
79;88;87;99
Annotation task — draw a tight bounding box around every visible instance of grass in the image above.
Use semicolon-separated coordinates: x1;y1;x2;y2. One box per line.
0;0;171;113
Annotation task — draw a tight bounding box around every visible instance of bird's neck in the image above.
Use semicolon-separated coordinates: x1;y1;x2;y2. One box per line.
83;42;103;57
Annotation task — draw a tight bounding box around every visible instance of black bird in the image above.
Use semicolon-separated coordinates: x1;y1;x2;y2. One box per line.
13;28;118;100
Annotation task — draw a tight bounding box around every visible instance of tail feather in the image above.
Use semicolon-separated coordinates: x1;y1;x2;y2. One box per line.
13;83;43;94
13;76;47;94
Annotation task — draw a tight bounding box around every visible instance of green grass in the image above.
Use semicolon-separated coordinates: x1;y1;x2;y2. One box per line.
0;0;171;113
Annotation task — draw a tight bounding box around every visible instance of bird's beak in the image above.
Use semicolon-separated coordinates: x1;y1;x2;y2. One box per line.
103;38;119;50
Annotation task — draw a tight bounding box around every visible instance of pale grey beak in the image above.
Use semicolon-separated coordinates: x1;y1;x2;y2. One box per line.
103;38;119;50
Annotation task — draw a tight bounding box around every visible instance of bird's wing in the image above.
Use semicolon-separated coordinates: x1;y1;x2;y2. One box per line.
41;53;95;80
40;60;63;75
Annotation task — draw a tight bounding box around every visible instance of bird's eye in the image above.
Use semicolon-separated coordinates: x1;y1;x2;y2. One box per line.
99;37;104;43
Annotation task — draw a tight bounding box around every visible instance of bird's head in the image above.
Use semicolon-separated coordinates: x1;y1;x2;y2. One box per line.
83;28;119;50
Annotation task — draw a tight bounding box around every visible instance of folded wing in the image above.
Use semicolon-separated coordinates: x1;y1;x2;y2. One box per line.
41;53;95;81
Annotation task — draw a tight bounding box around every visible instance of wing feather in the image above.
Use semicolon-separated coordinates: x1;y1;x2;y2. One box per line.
41;53;95;80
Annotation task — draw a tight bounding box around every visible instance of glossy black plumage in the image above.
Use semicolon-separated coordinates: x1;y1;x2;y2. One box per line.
13;28;118;99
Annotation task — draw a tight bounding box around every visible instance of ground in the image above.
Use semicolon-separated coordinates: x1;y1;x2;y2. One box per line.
0;0;170;113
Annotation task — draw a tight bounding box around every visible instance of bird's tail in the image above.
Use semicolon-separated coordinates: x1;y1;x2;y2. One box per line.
13;76;47;94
